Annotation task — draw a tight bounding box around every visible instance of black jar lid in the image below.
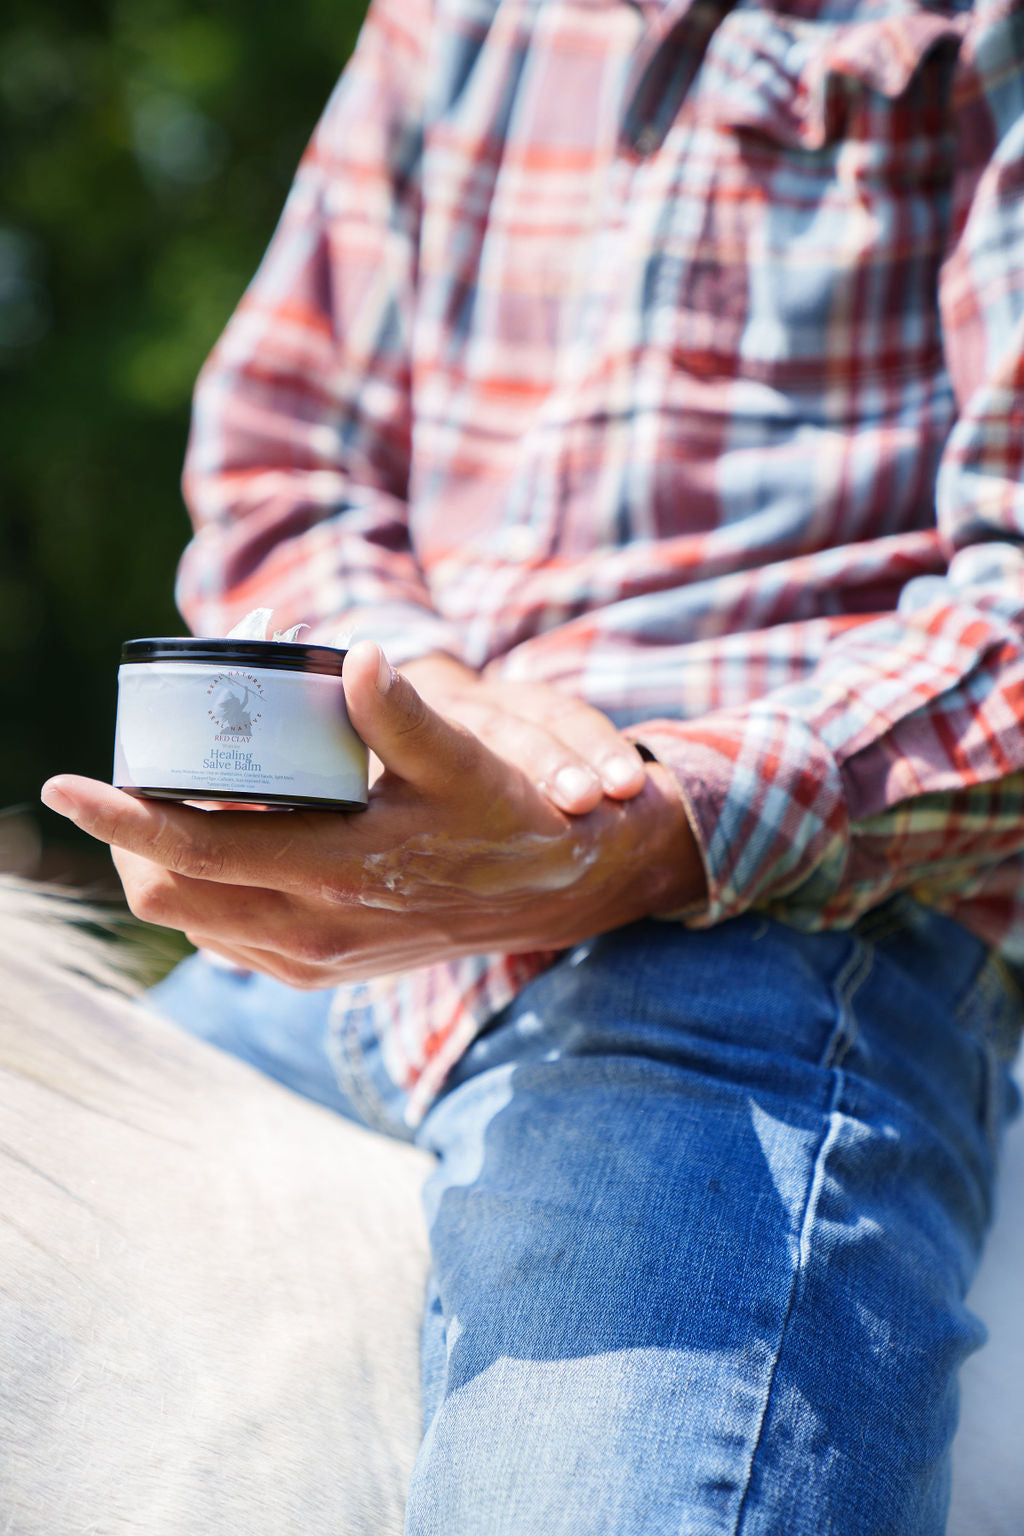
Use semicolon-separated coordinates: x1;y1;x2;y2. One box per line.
121;636;347;677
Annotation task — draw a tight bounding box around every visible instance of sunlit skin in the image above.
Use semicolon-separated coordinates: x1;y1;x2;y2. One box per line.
40;641;707;988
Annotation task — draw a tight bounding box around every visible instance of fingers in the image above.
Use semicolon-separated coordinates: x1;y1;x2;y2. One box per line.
434;691;605;813
342;641;489;789
498;683;647;801
109;843;437;983
40;776;323;893
110;848;390;984
399;653;646;811
110;846;292;936
181;935;336;990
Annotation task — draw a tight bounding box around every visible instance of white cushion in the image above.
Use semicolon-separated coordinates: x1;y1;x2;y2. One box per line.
0;878;1020;1532
948;1051;1024;1536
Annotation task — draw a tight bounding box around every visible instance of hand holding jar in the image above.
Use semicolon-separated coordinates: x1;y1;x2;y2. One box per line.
42;642;706;987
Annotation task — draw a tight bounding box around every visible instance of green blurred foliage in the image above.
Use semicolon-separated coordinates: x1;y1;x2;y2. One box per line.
0;0;368;879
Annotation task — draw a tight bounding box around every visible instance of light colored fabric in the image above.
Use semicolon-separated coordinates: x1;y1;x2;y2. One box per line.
949;1066;1024;1536
1;876;1022;1531
0;879;429;1536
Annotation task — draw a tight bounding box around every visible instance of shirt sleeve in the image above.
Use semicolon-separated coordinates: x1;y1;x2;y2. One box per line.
627;0;1024;933
176;0;464;666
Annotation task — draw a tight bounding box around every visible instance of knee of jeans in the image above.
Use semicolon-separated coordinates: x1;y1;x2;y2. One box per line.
447;917;867;1096
407;1349;748;1536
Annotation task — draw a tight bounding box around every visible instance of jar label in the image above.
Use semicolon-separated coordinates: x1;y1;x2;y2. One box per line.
113;662;368;804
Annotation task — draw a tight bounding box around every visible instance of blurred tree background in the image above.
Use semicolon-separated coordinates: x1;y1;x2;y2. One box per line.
1;0;368;886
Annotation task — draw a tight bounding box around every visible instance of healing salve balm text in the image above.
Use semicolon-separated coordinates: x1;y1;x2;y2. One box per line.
113;637;368;809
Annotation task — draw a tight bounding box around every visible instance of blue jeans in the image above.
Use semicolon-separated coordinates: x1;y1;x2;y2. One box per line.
150;900;1021;1535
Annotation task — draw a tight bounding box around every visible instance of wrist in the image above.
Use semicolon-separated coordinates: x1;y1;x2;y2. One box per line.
632;761;709;919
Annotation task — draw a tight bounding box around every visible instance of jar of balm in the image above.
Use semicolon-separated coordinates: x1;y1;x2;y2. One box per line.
113;637;368;809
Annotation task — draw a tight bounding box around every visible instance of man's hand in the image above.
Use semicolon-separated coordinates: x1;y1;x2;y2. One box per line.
400;652;648;813
40;643;706;988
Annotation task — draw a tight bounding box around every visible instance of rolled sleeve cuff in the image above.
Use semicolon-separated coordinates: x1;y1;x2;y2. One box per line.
626;707;850;928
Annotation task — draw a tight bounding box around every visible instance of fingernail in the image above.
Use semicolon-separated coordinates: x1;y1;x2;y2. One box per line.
601;755;645;792
376;647;397;695
554;765;598;804
40;780;79;821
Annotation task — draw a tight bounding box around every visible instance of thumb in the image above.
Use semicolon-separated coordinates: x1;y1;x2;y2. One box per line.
342;641;475;789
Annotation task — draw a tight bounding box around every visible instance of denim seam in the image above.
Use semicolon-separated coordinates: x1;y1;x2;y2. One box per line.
730;1075;847;1536
327;997;412;1140
822;937;871;1071
731;941;873;1536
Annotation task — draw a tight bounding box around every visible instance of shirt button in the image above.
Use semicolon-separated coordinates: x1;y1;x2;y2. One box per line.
634;123;661;156
498;526;542;562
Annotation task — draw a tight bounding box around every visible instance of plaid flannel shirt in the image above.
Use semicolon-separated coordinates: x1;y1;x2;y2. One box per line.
179;0;1024;1121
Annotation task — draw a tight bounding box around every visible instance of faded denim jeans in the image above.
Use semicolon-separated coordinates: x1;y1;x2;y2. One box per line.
150;898;1022;1535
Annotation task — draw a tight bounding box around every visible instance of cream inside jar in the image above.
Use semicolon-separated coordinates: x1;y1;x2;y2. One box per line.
113;636;368;809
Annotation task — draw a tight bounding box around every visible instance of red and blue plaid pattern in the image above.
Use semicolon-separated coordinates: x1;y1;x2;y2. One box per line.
179;0;1024;1120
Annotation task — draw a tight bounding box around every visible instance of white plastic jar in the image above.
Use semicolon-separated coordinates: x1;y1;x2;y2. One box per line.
113;637;368;809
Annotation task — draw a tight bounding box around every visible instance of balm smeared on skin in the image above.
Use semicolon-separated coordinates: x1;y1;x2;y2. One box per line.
355;830;602;912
